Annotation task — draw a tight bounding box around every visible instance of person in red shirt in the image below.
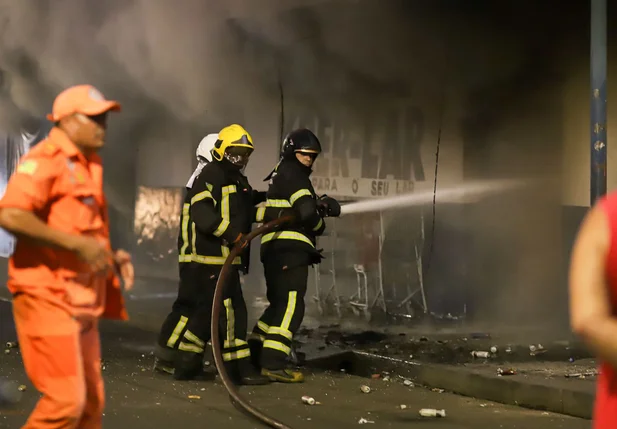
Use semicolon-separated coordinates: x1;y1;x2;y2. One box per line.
0;84;134;429
570;192;617;428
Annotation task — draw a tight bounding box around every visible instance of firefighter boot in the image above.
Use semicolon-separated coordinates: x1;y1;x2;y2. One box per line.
173;351;214;381
226;359;270;386
261;367;305;383
153;344;176;375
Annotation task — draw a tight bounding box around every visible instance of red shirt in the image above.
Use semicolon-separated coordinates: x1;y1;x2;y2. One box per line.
594;193;617;427
0;128;127;322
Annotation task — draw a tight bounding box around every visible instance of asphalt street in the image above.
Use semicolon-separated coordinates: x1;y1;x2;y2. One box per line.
0;310;591;429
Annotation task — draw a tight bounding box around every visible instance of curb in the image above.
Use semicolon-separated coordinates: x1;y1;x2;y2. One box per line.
306;351;594;420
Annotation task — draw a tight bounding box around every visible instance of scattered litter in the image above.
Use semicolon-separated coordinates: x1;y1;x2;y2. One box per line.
399;404;407;410
565;371;598;379
370;374;380;379
302;395;316;405
529;344;548;356
5;342;18;349
497;368;516;376
188;395;201;400
505;346;513;354
382;376;390;382
360;385;371;394
431;388;444;393
4;349;10;355
490;346;498;354
358;417;375;424
403;379;414;387
470;351;490;359
101;361;107;371
569;357;575;363
419;408;446;418
479;404;487;408
17;385;26;392
200;388;206;391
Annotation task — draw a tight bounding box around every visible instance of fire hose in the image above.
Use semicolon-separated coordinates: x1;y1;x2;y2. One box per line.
211;216;295;429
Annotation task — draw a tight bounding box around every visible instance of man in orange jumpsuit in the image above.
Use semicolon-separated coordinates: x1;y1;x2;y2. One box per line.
0;84;134;429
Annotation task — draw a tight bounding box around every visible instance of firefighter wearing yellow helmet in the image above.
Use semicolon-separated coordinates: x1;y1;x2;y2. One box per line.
155;124;270;384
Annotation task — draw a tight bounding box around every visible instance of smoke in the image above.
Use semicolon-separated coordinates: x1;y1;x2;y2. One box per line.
0;0;579;329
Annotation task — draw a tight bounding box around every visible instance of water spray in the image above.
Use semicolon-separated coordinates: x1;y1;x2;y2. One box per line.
339;179;527;216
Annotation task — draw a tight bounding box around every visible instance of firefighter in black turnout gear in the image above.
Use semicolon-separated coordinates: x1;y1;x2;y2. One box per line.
250;129;341;383
155;124;269;384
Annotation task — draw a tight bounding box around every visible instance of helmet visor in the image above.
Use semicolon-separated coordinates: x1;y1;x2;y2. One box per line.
225;145;253;167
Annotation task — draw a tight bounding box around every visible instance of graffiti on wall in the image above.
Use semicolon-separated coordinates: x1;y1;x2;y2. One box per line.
0;127;47;257
133;186;183;277
287;102;426;198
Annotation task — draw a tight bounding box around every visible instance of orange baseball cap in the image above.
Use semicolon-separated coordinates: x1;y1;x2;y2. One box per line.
46;84;121;122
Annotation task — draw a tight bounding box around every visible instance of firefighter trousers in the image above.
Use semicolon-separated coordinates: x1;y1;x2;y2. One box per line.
157;263;200;354
12;292;104;429
158;263;251;369
252;263;308;370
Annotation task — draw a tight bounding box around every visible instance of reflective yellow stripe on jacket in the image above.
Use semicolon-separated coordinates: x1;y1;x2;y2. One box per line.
179;184;241;265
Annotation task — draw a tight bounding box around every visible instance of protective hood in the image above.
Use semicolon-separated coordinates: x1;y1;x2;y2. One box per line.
186;159;207;189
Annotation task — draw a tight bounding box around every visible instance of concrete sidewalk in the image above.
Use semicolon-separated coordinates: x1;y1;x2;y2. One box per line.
307;351;595;419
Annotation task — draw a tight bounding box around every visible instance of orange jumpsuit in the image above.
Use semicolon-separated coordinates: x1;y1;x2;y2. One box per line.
0;127;127;429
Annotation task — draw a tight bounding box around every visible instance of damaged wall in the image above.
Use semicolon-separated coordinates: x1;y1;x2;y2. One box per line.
0;0;598;331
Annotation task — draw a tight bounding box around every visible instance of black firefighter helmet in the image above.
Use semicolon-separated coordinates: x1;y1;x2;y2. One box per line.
281;128;322;159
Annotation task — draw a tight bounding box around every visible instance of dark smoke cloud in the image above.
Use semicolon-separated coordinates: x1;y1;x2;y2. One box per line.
0;0;577;326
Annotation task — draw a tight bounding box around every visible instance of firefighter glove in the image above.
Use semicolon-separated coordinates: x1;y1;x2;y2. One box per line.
318;195;341;217
252;190;267;205
232;233;249;249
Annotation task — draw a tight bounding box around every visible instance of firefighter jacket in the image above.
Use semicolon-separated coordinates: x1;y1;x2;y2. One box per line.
177;160;265;272
259;158;326;267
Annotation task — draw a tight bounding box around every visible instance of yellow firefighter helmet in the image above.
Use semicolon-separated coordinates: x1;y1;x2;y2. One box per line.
211;124;254;168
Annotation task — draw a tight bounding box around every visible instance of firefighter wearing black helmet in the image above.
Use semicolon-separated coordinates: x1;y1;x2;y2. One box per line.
249;128;341;383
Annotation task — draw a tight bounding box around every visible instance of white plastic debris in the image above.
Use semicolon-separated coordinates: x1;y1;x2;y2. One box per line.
419;408;446;418
302;395;316;405
403;379;413;387
17;385;26;392
399;404;407;410
490;346;497;353
5;342;18;349
470;351;490;358
360;385;371;394
358;417;375;424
